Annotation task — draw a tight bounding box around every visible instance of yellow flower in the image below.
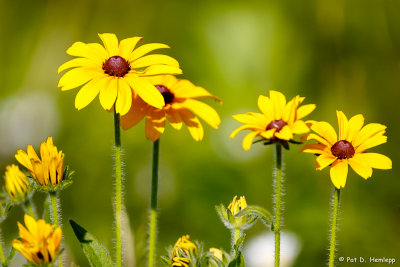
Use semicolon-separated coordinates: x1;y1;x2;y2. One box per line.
228;195;247;216
121;75;221;141
230;90;316;150
300;111;392;188
172;234;197;257
58;33;182;115
12;214;62;265
4;165;30;202
209;248;223;261
15;137;65;186
171;257;190;267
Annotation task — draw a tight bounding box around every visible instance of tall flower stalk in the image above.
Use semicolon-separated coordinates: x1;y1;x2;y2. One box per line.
148;139;160;267
329;188;340;267
231;91;315;267
114;109;123;267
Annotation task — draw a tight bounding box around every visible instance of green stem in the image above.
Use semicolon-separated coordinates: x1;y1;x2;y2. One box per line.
114;110;123;267
49;191;62;267
329;188;340;267
148;139;160;267
0;230;5;265
274;144;282;267
23;197;37;219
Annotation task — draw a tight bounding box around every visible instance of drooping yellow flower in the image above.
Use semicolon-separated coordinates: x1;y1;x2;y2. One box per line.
228;195;247;216
230;90;316;150
171;257;190;267
120;75;221;141
58;33;182;115
15;137;65;186
172;234;197;257
4;165;30;202
300;111;392;188
12;214;62;265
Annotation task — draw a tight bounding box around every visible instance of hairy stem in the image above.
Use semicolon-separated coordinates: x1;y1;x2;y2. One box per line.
49;191;62;267
114;110;123;267
329;188;340;267
148;139;160;267
274;144;282;267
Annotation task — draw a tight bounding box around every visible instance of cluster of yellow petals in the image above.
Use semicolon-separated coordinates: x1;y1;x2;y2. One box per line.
171;257;190;267
121;75;221;141
12;214;62;265
227;195;247;216
58;33;182;115
15;137;65;186
230;90;315;150
209;247;224;261
4;164;30;202
301;111;392;188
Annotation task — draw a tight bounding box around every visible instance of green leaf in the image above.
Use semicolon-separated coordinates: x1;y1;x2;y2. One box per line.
233;233;245;252
69;219;113;267
5;246;17;265
228;251;245;267
235;205;274;231
42;195;51;223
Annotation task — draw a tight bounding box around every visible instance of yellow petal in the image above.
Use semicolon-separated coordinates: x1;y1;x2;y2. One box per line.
66;42;105;64
297;104;316;120
115;79;132;115
58;58;98;74
182;99;220;129
354;153;392;170
125;75;164;108
269;90;286;120
347;114;364;143
98;33;119;57
292;120;310;134
282;98;295;124
15;150;33;172
145;110;166;142
301;133;331;147
311;121;337;145
179;109;204;141
242;131;260;151
131;54;179;68
58;67;102;91
355;135;387;153
128;43;170;62
232;112;268;127
230;124;262;139
330;160;348;189
257;95;274;121
336;110;349;140
348;154;373;179
299;143;329;154
260;129;276;139
352;123;386;147
120;96;147;130
99;77;118;110
165;108;183;130
75;76;108;110
274;125;293;140
316;153;336;170
119;37;142;59
173;80;221;101
140;65;182;76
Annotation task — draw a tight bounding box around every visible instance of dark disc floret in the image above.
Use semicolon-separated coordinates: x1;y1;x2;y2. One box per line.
102;56;130;77
331;140;355;159
266;119;287;132
155;85;174;105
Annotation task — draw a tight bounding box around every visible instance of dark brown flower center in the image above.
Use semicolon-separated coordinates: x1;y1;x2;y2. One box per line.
331;140;355;159
266;120;287;132
102;56;130;77
155;85;174;105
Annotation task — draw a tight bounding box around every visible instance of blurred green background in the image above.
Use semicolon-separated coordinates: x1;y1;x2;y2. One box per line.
1;0;399;266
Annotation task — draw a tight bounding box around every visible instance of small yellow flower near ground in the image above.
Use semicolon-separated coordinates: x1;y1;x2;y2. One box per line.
121;75;221;141
228;196;247;216
300;111;392;188
171;257;190;267
15;137;65;186
4;165;30;202
230;90;316;150
209;248;224;261
172;234;197;256
12;214;62;265
58;33;182;115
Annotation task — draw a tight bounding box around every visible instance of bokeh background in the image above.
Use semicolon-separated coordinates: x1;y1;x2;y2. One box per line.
1;0;399;266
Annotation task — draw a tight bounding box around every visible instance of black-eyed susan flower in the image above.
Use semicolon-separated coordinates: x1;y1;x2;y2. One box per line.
15;137;65;187
228;196;247;216
12;214;62;265
120;75;221;141
4;165;30;202
300;111;392;188
230;90;316;150
58;33;182;115
172;235;197;256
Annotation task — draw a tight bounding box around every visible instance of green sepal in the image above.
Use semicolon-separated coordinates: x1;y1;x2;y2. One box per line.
0;200;13;223
233;233;245;252
160;255;170;265
69;219;113;267
198;252;225;267
227;251;245;267
235;205;274;231
215;204;231;228
29;166;74;193
4;246;17;266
